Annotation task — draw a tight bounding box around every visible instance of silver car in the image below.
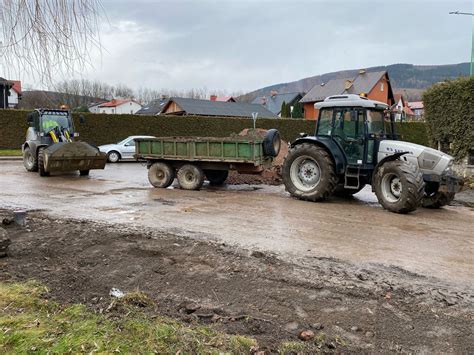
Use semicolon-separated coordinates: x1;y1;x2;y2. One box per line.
99;135;155;163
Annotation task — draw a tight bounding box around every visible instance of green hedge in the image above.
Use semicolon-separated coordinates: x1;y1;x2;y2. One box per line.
0;110;429;150
423;76;474;160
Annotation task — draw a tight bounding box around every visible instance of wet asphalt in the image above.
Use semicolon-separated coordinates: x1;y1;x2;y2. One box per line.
1;161;473;287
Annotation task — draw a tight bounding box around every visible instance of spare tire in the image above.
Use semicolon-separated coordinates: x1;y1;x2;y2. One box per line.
263;129;281;157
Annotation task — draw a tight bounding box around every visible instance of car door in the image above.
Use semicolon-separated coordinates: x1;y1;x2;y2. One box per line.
121;138;136;159
332;108;365;165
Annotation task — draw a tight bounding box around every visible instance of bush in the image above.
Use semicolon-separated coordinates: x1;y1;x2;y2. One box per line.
423;76;474;160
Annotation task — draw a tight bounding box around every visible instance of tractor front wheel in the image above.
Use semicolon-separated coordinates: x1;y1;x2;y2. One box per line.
282;143;337;201
374;160;423;213
23;147;38;172
38;148;50;177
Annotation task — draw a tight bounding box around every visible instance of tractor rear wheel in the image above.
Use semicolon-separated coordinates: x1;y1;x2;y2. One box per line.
38;147;50;177
204;170;228;186
177;164;204;190
374;160;423;213
148;162;175;188
23;147;38;172
282;143;337;201
422;191;455;208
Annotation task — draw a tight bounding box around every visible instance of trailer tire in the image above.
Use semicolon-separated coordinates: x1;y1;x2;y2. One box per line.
422;191;455;209
79;170;90;176
148;162;175;188
205;170;229;186
263;129;281;157
177;164;205;190
282;143;337;201
23;146;38;172
38;147;50;177
374;160;424;213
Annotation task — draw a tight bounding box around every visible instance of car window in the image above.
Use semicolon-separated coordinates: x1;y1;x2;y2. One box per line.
124;139;135;146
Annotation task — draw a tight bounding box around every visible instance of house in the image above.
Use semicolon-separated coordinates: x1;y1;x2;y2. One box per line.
251;91;304;116
135;97;169;115
392;93;415;121
160;97;277;118
210;95;236;102
88;101;108;113
97;99;142;114
0;77;22;109
300;70;395;120
408;101;424;118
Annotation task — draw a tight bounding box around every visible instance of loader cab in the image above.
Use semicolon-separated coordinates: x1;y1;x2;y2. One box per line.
315;95;395;166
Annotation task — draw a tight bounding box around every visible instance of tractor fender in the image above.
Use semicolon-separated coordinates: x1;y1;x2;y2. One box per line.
372;151;408;191
23;141;48;157
290;136;346;174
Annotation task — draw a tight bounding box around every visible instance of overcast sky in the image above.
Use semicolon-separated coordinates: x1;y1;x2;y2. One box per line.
23;0;474;92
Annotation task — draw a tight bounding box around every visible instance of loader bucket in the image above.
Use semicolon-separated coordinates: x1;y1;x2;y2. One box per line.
43;142;107;172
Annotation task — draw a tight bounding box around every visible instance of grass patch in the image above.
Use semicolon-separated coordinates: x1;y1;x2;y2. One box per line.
0;149;22;156
0;281;257;353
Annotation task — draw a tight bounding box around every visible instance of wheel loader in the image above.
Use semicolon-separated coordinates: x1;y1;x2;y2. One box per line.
22;109;107;176
282;95;463;213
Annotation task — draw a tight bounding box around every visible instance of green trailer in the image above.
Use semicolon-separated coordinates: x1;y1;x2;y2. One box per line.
135;129;281;190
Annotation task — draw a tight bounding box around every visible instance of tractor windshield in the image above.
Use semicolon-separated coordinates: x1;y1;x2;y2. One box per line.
366;109;384;135
40;112;72;132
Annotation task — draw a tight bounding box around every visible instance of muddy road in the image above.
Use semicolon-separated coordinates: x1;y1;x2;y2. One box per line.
1;161;473;287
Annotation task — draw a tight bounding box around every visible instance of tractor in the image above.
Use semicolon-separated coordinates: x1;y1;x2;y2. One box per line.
22;109;107;176
282;95;463;213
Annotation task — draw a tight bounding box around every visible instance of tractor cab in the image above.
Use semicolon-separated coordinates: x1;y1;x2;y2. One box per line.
27;109;76;144
315;94;394;168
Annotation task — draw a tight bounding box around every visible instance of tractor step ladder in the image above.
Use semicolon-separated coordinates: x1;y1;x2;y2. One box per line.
344;165;361;189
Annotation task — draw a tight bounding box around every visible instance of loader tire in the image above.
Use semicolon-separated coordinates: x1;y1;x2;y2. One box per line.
177;164;204;190
422;191;455;209
282;143;337;201
23;146;38;172
148;162;175;188
38;148;50;177
204;170;228;186
374;160;424;214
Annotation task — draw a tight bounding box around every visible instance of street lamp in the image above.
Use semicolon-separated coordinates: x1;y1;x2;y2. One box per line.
449;11;474;76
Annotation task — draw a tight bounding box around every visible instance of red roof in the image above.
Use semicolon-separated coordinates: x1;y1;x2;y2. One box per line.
11;80;21;93
98;99;133;107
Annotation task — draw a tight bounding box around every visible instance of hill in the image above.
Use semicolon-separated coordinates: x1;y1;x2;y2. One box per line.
239;62;469;102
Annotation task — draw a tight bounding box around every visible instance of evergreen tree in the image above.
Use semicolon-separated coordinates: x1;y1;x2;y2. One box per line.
280;101;287;118
292;102;303;118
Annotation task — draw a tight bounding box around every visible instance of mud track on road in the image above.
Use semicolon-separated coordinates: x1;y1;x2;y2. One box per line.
1;210;473;353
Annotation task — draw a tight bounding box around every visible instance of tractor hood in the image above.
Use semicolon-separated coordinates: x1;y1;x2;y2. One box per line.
378;140;454;175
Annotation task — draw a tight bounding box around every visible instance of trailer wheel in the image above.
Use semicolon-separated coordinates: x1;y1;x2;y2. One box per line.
177;164;205;190
282;143;337;201
422;191;455;208
373;160;424;213
38;147;50;177
263;129;281;157
205;170;229;186
148;162;175;188
23;146;38;172
79;170;90;176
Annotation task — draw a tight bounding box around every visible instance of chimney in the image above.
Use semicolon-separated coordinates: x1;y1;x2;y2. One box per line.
359;69;366;74
270;90;278;97
210;95;217;101
344;80;353;90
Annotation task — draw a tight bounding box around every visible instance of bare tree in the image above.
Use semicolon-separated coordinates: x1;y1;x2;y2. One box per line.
0;0;102;83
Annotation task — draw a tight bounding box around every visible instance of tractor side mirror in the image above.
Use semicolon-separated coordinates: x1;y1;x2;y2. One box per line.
79;115;86;124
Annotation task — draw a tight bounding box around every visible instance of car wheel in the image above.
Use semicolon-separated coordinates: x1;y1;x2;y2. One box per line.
107;151;120;163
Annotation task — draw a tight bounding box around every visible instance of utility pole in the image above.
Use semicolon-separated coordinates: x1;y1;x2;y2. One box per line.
449;11;474;75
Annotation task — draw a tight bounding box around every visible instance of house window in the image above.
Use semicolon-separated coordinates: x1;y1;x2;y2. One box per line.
112;108;115;114
380;83;384;92
130;110;133;114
